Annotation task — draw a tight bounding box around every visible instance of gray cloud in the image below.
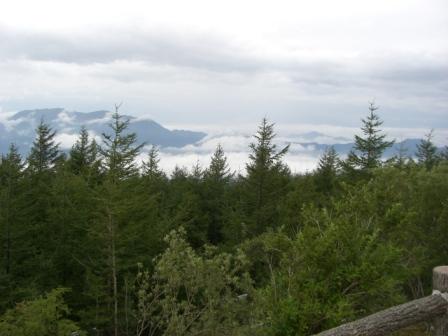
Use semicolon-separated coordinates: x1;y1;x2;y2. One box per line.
0;27;266;73
0;21;447;129
2;26;447;91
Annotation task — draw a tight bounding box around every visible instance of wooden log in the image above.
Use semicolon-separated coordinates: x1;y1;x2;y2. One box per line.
433;266;448;336
314;294;448;336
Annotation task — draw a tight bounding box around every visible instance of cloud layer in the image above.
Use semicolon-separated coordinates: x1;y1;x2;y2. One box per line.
0;0;447;128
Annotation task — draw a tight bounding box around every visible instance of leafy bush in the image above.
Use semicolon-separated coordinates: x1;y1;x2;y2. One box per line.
0;288;85;336
135;227;254;336
248;205;406;335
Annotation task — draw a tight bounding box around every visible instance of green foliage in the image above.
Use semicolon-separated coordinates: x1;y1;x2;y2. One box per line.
205;144;232;182
416;130;439;170
243;118;291;235
69;126;102;182
142;145;165;180
1;111;447;335
0;144;24;276
315;146;340;196
27;120;61;174
0;288;85;336
0;144;29;310
250;205;405;335
135;228;253;336
345;102;394;175
203;144;232;244
100;106;144;181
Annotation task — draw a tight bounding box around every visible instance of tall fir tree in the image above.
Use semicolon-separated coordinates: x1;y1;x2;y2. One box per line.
0;144;24;276
69;126;101;179
140;144;167;210
203;144;232;244
345;102;394;173
0;144;29;310
96;105;144;336
100;105;144;182
243;118;290;235
142;145;165;180
27;120;61;174
22;121;63;293
46;164;99;320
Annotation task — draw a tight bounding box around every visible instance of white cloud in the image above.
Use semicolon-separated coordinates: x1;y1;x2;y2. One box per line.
145;123;448;175
54;133;78;149
154;149;319;176
57;111;74;125
0;0;446;129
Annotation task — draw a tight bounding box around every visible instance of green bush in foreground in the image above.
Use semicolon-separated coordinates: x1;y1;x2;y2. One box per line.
0;288;85;336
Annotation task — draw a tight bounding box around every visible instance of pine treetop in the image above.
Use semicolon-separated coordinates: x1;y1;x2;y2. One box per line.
27;119;60;173
205;144;232;181
348;102;394;170
247;118;289;175
100;106;144;181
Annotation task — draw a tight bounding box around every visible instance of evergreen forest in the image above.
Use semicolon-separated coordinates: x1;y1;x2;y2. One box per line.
1;103;448;336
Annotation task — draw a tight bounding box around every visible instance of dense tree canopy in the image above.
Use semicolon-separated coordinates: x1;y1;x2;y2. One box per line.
0;108;446;336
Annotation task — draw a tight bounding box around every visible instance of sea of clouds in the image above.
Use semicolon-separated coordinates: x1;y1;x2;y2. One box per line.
138;123;448;175
1;109;447;175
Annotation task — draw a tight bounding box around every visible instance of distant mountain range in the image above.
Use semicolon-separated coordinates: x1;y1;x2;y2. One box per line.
0;108;437;159
0;108;207;154
287;137;425;158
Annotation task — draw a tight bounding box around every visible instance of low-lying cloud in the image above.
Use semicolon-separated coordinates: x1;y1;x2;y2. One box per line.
134;125;448;175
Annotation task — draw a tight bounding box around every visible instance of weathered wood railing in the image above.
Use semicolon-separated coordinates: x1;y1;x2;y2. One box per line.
314;266;448;336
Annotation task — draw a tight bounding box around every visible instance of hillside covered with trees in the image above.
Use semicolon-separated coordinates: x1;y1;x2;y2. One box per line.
1;103;447;336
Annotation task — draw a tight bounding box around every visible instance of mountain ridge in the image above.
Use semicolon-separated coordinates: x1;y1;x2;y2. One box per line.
0;108;207;154
0;108;440;160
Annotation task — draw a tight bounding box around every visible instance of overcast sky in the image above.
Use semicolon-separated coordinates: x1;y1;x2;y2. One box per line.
1;0;447;128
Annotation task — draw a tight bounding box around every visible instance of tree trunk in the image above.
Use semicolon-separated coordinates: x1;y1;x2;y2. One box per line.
107;208;119;336
314;295;448;336
5;180;11;275
315;266;448;336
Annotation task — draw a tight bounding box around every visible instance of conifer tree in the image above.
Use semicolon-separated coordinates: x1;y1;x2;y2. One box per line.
27;120;60;174
69;126;100;177
416;130;439;170
22;121;63;293
141;146;167;204
97;105;144;336
315;146;339;195
130;145;168;270
205;144;231;182
346;102;394;172
243;118;290;235
142;145;164;180
100;105;144;182
169;161;210;246
204;145;232;244
190;160;204;181
46;163;98;312
171;165;188;180
247;118;289;176
0;144;24;278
